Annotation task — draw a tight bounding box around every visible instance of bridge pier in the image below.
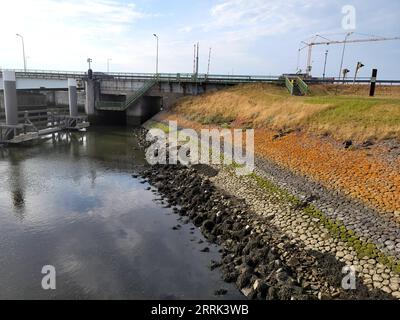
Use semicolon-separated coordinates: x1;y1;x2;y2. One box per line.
85;79;95;116
68;79;78;117
2;71;18;126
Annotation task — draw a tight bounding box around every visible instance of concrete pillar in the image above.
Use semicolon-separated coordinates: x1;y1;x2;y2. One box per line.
85;79;95;115
3;70;18;125
68;78;78;117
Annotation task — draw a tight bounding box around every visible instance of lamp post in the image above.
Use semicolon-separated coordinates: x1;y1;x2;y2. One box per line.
322;50;328;80
353;61;364;84
87;58;92;70
338;32;353;80
16;33;26;72
153;34;159;76
107;58;112;73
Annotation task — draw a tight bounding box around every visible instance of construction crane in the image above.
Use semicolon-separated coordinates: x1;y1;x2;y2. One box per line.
297;32;400;76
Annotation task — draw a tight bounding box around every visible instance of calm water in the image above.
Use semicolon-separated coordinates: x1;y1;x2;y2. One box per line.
0;127;241;299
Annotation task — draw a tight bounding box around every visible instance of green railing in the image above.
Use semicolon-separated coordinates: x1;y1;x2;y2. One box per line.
296;77;309;95
96;78;157;111
285;77;294;95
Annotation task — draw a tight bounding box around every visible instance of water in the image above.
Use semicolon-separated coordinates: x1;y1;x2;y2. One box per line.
0;127;242;299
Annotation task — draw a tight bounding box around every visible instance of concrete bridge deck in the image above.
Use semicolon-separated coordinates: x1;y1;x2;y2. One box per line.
1;69;399;91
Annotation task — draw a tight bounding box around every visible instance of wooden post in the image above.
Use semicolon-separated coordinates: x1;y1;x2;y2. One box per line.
369;69;377;97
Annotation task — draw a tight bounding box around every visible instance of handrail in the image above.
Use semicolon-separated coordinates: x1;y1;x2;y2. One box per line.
96;78;157;111
1;69;400;85
285;77;294;95
296;77;309;95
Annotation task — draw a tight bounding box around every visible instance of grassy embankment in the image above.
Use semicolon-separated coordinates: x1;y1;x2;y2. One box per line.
172;83;400;142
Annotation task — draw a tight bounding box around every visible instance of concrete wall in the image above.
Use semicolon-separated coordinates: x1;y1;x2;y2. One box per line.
45;91;85;109
126;96;162;126
100;79;225;96
0;91;47;109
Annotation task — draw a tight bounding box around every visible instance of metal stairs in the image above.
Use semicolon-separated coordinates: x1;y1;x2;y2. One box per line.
284;76;309;96
96;78;157;111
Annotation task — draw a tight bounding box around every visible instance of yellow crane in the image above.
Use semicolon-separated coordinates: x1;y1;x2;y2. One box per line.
297;32;400;77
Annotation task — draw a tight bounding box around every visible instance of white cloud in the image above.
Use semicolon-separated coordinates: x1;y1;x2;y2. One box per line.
0;0;150;70
206;0;322;39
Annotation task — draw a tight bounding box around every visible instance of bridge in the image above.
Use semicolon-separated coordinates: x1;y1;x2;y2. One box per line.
1;69;399;130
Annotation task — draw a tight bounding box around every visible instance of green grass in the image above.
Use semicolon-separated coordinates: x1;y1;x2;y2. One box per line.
305;96;400;128
172;83;400;141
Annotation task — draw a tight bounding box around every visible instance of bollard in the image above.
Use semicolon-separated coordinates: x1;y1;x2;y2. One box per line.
3;70;18;126
68;78;78;117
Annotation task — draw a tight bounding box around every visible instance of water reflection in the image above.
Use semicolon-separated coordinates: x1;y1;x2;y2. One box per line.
0;127;242;300
8;150;26;220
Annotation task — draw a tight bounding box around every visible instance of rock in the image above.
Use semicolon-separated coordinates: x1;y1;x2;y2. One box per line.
343;140;353;149
385;240;395;247
202;220;215;232
344;254;354;262
253;279;260;291
287;257;300;267
389;283;399;291
200;247;210;253
236;270;252;289
336;251;345;258
214;289;227;296
381;286;392;294
372;274;383;282
241;287;252;297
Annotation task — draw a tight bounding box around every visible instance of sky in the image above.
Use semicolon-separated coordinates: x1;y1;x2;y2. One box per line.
0;0;399;78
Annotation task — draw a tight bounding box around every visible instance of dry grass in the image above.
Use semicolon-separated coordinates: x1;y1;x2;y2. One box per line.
171;83;400;142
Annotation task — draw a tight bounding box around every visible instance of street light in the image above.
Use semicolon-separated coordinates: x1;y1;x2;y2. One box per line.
107;58;112;73
322;50;328;80
16;33;26;72
338;32;353;80
353;61;365;84
87;58;92;70
153;34;159;75
342;68;350;81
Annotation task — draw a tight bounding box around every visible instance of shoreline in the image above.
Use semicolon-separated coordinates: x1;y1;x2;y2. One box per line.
133;127;396;300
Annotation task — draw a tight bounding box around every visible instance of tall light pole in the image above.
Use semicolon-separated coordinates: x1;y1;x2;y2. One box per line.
87;58;92;70
16;33;26;72
338;32;353;80
353;61;364;84
207;47;212;77
153;34;159;75
322;50;328;79
107;58;112;73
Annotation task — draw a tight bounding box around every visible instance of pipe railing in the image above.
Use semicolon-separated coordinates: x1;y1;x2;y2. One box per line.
1;69;399;85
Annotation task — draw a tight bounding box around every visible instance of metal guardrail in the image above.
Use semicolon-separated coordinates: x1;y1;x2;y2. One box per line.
0;107;69;128
1;69;400;85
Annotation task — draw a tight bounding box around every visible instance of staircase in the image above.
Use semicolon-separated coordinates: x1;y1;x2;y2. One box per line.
96;79;157;111
284;76;309;96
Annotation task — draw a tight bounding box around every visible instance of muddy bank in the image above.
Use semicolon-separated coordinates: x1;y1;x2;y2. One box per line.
133;128;393;300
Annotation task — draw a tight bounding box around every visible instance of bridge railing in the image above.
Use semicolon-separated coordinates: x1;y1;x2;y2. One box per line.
1;69;400;86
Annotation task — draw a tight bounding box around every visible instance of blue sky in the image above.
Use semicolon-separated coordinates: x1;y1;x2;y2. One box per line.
0;0;399;78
